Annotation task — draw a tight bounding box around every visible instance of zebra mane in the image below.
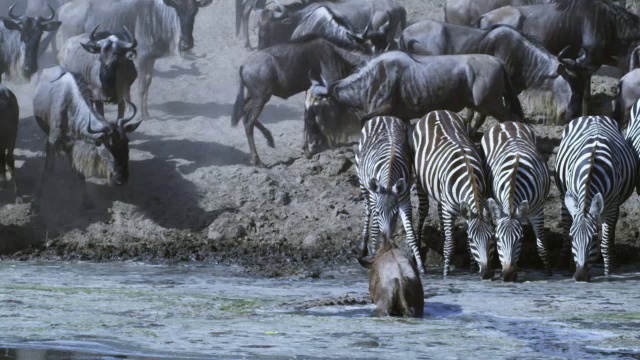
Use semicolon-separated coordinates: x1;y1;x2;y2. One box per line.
386;125;397;190
581;137;600;214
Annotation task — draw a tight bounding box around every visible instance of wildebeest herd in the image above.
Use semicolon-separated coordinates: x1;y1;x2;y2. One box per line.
1;0;640;318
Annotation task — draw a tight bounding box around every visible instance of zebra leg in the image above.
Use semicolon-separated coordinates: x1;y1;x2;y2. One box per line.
441;210;456;277
359;188;372;261
559;202;573;269
529;211;551;276
601;208;619;276
416;187;429;254
400;199;425;273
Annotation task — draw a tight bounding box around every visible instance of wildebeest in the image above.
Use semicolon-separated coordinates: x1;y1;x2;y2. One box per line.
0;85;20;203
309;51;523;133
0;3;61;82
232;36;370;167
613;69;640;128
444;0;553;26
399;22;586;124
364;239;424;318
258;0;406;50
33;67;142;209
58;0;213;119
235;0;267;48
477;0;640;113
58;25;138;119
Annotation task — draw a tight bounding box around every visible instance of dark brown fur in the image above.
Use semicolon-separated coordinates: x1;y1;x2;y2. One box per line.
368;241;424;318
0;85;19;202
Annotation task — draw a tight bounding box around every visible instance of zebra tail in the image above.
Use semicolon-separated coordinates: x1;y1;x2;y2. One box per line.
502;69;525;120
232;66;245;128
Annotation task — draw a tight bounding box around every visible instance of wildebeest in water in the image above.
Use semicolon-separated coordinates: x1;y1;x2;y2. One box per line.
58;0;213;119
33;67;142;210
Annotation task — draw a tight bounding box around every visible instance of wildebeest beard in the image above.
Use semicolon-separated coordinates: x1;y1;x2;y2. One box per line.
71;141;111;180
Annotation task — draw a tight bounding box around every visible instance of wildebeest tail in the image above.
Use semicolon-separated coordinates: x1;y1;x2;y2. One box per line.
231;66;245;127
236;0;243;36
502;69;524;120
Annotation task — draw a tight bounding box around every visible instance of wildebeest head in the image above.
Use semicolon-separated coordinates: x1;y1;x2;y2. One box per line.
556;46;597;124
81;25;138;103
84;101;143;186
257;0;297;49
163;0;213;52
2;3;61;79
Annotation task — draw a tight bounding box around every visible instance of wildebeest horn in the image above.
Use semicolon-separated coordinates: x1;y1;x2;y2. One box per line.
196;0;213;7
558;45;574;60
272;0;287;18
88;24;100;43
8;3;22;21
86;119;110;139
121;26;137;51
41;5;56;22
117;100;139;128
362;20;372;38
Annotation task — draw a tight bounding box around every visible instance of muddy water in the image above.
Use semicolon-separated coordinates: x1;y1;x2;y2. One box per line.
0;262;639;359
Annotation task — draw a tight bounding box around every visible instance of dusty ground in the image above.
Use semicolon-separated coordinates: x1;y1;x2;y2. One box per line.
0;0;638;276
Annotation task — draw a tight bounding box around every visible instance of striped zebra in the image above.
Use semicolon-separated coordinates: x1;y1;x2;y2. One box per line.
627;98;640;159
482;122;551;281
412;110;495;279
355;116;425;273
555;116;637;282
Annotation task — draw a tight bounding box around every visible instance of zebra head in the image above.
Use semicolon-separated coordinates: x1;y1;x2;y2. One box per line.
565;191;604;282
487;198;529;282
462;202;496;280
368;177;407;249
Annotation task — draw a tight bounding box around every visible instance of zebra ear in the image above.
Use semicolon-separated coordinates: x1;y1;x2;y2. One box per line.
392;179;406;195
564;191;578;217
516;200;529;219
369;178;382;194
486;198;502;221
589;193;604;217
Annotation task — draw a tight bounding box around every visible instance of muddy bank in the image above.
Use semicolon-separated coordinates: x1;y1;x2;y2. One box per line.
0;0;639;276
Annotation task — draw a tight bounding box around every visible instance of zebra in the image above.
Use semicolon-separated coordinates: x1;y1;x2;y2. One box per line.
482;122;551;281
555;116;637;282
355;116;424;273
626;97;640;159
412;110;495;279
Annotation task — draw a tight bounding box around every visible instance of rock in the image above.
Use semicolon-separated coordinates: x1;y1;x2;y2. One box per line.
303;233;322;248
275;192;291;206
207;229;224;242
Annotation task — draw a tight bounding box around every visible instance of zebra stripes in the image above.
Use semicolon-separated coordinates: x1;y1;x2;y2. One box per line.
412;110;495;279
355;116;424;272
482;122;551;281
555;116;637;281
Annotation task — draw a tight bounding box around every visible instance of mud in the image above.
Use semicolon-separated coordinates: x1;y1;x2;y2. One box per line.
0;0;638;277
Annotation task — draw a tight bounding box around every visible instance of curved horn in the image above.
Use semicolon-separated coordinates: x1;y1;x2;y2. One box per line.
8;3;22;21
41;4;55;22
272;0;287;18
117;100;138;127
362;19;371;38
88;24;100;42
558;45;575;60
86;119;109;139
121;26;137;50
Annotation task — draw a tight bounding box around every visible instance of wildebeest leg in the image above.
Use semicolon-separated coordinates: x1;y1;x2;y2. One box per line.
463;109;475;132
254;121;274;148
6;143;20;204
63;148;94;210
243;97;269;167
118;101;126;120
242;1;253;49
34;142;56;213
137;56;155;119
470;114;487;135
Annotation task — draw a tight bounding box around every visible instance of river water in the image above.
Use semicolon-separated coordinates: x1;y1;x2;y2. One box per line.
0;261;639;359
